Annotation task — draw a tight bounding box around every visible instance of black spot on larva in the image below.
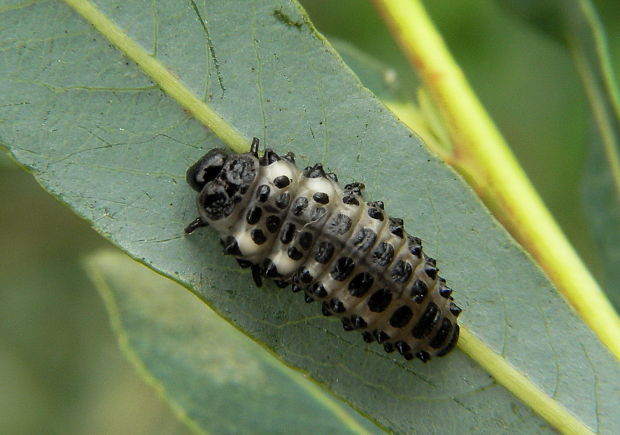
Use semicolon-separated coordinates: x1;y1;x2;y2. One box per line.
412;302;440;339
407;235;422;258
430;318;453;349
416;350;431;363
310;206;326;221
298;268;313;283
425;266;438;280
330;257;355;281
348;272;374;297
251;264;262;287
351;315;367;329
276;192;290;209
342;194;359;206
329;298;346;313
344;182;364;195
298;231;313;250
280;222;296;244
273;175;290;188
236;258;252;268
224;183;238;197
251;229;267;245
312;282;327;298
373;329;390;343
391;260;412;283
266;215;281;233
256;185;271;203
410;279;428;303
395;341;411;355
326;172;338;182
202;191;231;219
185;143;462;361
362;331;374;343
439;286;453;298
220;235;241;255
368;201;384;210
389;217;404;238
262;149;280;165
313;241;334;264
390;305;413;328
437;324;460;356
303;164;325;178
313;191;329;204
368;288;392;312
291;197;308;215
262;258;279;278
351;228;376;251
373;242;394;266
246;206;262;225
287;246;303;260
327;213;352;235
341;317;353;331
367;207;384;221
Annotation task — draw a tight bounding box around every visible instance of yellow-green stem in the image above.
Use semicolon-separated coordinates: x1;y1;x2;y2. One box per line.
64;0;248;153
372;0;620;361
458;328;593;435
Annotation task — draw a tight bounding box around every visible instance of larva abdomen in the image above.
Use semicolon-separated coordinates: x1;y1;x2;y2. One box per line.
185;138;461;362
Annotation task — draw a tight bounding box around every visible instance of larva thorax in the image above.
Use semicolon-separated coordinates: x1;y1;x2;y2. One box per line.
185;139;461;362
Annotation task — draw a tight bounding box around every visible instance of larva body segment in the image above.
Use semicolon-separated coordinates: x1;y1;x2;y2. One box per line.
185;139;461;362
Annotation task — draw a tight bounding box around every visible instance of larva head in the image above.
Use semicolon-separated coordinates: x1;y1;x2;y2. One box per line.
187;149;258;222
186;148;230;192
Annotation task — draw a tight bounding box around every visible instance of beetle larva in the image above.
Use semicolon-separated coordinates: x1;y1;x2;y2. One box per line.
185;138;461;362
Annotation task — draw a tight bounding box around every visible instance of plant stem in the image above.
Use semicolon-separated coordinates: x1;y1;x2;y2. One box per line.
372;0;620;360
458;328;594;435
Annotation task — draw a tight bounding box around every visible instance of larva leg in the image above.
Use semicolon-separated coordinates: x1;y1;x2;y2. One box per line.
344;182;365;196
283;152;296;163
262;149;281;165
184;217;208;234
325;172;338;182
250;137;260;157
251;264;263;287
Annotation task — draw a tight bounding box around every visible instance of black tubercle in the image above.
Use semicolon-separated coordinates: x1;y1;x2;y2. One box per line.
250;137;260;157
184;217;207;234
303;163;325;178
262;149;280;165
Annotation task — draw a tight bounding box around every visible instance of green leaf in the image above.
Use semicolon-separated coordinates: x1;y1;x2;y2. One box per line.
85;250;379;435
329;38;410;104
582;132;620;308
1;0;618;433
567;1;620;310
500;0;620;310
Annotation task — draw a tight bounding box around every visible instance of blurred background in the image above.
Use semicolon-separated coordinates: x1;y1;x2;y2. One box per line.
1;0;618;433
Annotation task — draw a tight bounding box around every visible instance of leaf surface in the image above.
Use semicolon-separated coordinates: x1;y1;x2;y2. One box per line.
500;0;620;310
86;251;379;435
